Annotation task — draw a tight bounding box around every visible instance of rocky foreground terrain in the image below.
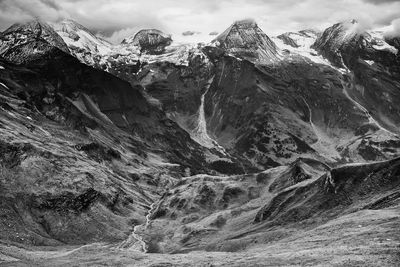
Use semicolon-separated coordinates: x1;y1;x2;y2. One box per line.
0;18;400;266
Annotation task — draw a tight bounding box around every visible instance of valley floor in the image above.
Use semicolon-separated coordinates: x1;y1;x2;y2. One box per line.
1;207;399;266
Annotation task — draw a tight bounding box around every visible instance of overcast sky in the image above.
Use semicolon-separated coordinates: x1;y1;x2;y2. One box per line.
0;0;400;43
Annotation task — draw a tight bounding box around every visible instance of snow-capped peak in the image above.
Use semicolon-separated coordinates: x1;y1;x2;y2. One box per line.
314;20;398;57
52;19;112;57
212;19;280;64
315;19;365;51
0;19;70;55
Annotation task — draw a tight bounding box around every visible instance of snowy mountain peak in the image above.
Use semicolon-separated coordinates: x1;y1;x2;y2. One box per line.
52;19;108;43
311;20;365;64
55;19;89;33
213;19;279;64
312;20;398;68
0;19;70;55
121;29;173;55
52;19;112;56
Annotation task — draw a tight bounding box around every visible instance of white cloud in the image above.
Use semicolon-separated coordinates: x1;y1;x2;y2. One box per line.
0;0;400;43
106;27;140;44
384;18;400;37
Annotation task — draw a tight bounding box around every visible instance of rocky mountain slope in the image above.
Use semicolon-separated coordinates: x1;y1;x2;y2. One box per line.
135;156;400;254
1;18;400;266
0;26;237;247
313;20;400;137
199;21;400;168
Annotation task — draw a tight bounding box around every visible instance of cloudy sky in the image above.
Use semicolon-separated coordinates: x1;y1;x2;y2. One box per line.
0;0;400;43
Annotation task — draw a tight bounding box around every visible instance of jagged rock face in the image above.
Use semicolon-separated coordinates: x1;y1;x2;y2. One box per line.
212;19;279;63
312;20;367;67
128;46;206;103
0;20;70;62
138;51;213;127
277;33;300;48
122;29;172;54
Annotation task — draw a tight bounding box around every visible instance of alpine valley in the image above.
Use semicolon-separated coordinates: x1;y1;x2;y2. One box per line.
0;17;400;266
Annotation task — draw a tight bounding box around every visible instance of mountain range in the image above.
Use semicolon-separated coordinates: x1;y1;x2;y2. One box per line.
0;18;400;266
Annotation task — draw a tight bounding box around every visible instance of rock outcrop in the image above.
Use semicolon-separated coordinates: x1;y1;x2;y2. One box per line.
122;29;172;54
